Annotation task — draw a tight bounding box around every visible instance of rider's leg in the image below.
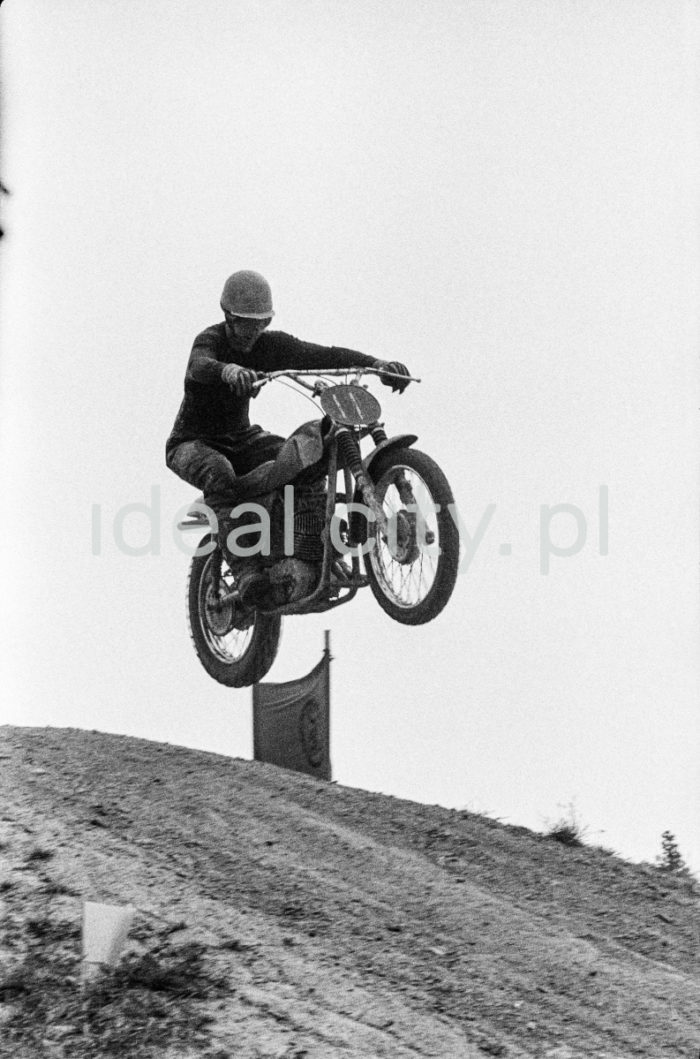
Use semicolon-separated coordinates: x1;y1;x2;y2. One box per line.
167;435;284;599
222;431;287;599
225;428;286;476
166;439;240;536
208;431;286;574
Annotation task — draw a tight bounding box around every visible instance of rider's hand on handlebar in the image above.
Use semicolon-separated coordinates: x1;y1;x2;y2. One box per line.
222;363;257;397
373;359;412;394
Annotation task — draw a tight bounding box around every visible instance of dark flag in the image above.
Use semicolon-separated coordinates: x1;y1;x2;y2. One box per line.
252;638;331;781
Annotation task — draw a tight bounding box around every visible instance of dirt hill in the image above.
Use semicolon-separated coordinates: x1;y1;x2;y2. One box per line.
0;725;698;1058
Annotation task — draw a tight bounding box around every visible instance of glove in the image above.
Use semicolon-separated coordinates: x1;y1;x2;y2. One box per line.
373;359;411;394
222;363;256;397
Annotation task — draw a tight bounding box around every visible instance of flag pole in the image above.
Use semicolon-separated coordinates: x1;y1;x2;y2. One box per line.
324;629;332;782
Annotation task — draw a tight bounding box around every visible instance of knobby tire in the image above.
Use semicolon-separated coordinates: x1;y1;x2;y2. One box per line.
364;447;459;625
187;537;281;687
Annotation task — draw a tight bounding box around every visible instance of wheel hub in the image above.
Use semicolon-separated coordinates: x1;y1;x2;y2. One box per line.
388;510;421;565
205;584;238;636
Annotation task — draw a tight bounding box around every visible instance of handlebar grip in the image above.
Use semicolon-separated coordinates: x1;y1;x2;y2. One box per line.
250;371;269;392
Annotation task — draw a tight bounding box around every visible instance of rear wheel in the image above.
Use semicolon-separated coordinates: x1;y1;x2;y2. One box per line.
363;448;459;625
187;537;281;687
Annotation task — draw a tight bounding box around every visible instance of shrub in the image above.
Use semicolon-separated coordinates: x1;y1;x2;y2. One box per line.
655;831;691;876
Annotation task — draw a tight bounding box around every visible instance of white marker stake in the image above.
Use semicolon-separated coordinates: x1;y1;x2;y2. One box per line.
81;901;135;981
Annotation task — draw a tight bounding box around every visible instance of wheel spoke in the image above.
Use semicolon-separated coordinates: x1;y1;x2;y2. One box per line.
369;465;441;609
199;555;254;663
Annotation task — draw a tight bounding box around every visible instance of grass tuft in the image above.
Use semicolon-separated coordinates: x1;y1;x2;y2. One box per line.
1;938;231;1057
545;822;585;848
544;802;589;848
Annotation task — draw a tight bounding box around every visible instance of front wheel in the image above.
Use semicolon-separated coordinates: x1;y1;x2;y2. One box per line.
187;537;281;687
363;448;459;625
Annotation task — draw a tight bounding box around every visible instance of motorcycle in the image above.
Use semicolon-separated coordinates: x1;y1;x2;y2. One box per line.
178;366;460;687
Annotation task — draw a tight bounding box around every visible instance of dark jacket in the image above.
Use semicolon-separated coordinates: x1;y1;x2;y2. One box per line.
166;323;376;453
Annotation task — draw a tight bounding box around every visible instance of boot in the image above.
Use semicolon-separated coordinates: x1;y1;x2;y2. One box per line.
230;557;269;606
215;514;266;605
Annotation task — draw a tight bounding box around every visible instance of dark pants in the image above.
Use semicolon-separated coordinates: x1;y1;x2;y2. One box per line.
166;427;285;520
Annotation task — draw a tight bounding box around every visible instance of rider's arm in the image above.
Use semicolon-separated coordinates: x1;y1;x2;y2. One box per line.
258;332;411;391
259;331;378;372
184;326;229;386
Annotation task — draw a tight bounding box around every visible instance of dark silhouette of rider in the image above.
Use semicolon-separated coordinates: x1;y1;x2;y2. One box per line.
166;271;411;589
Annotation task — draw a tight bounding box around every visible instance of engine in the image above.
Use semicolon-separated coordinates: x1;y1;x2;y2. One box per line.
265;481;327;604
268;557;320;605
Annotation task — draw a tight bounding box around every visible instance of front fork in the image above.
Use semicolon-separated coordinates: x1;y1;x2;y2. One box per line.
337;427;390;539
336;425;417;541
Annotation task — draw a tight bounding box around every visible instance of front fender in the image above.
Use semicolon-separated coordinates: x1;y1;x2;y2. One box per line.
362;433;418;475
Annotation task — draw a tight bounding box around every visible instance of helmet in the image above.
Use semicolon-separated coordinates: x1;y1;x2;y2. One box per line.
220;270;274;319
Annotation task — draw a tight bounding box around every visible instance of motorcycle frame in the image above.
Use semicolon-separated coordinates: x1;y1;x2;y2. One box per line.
187;368;420;618
253;423;417;617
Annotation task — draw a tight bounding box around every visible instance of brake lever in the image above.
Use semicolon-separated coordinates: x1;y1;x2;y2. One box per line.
251;372;270;394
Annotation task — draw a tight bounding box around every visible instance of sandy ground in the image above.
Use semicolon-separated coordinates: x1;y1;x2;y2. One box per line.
1;725;699;1058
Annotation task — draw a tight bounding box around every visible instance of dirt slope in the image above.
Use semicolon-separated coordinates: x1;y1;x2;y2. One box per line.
0;725;699;1058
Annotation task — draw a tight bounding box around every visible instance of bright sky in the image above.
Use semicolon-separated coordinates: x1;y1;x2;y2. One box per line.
1;0;698;871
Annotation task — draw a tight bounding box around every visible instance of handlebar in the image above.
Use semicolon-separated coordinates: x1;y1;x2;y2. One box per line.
251;366;421;394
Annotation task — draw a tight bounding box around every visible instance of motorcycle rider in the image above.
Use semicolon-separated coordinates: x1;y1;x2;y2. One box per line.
166;270;411;598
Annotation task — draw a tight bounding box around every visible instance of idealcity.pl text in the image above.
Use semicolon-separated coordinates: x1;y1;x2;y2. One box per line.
91;484;609;575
